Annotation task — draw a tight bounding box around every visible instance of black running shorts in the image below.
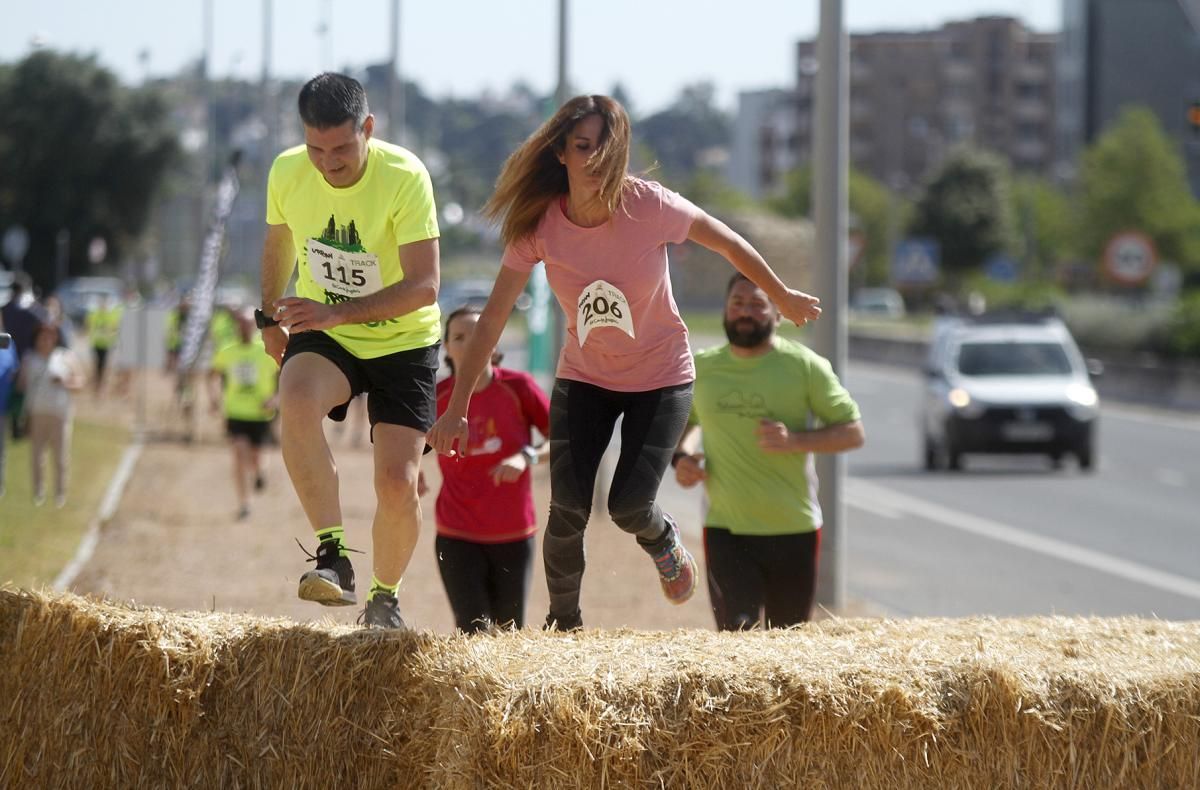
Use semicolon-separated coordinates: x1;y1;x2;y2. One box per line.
281;330;439;434
226;418;272;447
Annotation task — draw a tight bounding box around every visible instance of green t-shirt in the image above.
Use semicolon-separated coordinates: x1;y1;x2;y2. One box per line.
210;309;238;353
212;339;279;422
689;336;861;535
266;138;441;358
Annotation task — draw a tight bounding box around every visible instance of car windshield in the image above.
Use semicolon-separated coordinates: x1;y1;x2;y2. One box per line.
956;341;1074;376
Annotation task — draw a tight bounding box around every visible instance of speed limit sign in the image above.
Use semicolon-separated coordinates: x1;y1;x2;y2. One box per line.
1103;231;1158;286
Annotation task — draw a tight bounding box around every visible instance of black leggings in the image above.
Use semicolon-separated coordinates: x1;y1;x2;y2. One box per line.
435;534;535;634
544;378;693;621
703;527;821;630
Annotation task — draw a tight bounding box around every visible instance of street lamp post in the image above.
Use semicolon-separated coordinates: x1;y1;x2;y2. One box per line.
811;0;849;611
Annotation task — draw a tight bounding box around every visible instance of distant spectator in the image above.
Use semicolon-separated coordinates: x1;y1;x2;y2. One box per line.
0;313;18;497
19;322;85;507
1;274;47;439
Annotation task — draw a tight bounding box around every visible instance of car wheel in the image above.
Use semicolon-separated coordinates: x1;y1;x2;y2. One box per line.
946;442;963;471
1077;447;1095;472
923;436;940;471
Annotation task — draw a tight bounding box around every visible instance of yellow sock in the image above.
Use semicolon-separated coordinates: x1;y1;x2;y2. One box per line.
314;526;348;558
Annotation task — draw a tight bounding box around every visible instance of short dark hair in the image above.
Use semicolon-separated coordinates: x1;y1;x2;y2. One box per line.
298;73;369;130
443;304;503;375
726;272;753;296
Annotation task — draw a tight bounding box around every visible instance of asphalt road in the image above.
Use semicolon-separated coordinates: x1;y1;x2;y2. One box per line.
505;331;1199;620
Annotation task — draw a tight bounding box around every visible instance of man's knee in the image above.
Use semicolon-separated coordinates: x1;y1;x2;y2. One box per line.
375;462;420;511
278;358;348;421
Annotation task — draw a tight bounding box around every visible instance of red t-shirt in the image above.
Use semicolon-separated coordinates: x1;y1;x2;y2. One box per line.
435;367;550;543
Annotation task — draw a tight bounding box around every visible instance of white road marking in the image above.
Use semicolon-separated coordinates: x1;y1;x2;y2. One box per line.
847;477;1200;602
53;441;144;592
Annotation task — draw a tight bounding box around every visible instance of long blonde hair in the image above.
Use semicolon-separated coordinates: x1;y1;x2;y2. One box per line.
484;95;632;248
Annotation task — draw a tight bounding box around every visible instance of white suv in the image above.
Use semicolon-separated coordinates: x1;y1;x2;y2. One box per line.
920;314;1101;472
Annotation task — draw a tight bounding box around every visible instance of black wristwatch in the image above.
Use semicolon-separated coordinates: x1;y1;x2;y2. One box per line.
254;308;280;329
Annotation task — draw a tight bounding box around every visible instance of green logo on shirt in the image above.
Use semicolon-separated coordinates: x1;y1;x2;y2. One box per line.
716;390;769;420
319;215;366;253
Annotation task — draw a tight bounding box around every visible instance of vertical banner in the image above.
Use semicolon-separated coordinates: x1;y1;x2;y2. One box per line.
179;152;242;375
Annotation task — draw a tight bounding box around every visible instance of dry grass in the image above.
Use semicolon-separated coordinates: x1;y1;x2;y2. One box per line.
2;589;1198;789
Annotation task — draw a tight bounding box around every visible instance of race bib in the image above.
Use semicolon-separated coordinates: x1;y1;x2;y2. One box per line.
576;280;635;346
233;361;259;389
306;238;384;299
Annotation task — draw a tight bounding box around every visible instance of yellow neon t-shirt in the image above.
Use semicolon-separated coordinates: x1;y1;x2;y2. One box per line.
212;339;279;422
266;138;441;358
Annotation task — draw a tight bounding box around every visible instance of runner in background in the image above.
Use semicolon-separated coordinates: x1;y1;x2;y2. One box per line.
425;304;549;633
209;309;279;520
86;293;123;397
427;95;822;631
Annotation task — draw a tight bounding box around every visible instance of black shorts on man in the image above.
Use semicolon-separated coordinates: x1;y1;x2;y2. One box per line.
281;330;438;436
226;418;272;447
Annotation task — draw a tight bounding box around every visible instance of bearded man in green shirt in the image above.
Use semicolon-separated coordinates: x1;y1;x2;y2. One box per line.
673;273;865;629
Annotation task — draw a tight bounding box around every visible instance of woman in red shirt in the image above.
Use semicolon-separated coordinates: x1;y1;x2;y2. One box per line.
431;304;549;633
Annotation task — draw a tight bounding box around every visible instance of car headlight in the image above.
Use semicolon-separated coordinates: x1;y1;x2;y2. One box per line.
1066;383;1099;420
947;387;985;419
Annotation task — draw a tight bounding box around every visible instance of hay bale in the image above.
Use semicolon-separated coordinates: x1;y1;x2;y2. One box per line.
3;589;1198;789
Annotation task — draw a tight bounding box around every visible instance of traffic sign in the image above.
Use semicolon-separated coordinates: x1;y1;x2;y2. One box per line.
984;254;1019;283
2;225;30;269
1103;231;1157;286
891;238;940;286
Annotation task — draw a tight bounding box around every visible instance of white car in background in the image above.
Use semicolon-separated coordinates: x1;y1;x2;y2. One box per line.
920;313;1102;472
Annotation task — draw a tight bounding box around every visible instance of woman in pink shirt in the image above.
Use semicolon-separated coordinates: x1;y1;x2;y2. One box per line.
427;95;821;631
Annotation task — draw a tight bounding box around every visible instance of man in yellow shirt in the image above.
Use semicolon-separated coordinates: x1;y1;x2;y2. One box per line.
86;294;123;396
209;309;278;521
259;72;440;629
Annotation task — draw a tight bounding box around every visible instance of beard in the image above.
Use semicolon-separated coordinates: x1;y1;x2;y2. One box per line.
723;316;774;348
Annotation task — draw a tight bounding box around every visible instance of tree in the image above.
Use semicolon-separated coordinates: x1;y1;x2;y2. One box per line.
908;147;1015;283
636;82;730;179
0;51;178;293
1076;106;1200;279
767;165;901;286
1009;175;1074;281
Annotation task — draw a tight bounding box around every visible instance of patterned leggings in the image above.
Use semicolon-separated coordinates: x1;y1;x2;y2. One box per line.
543;378;693;621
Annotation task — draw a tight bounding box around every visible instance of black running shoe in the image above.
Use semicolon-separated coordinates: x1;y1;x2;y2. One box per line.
297;539;357;607
359;592;406;629
543;610;583;632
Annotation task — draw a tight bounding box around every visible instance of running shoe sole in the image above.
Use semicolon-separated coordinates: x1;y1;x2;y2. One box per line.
298;571;356;606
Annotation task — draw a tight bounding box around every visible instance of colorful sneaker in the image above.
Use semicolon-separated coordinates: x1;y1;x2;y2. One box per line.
650;526;697;605
296;538;357;607
359;592;406;629
543;610;583;632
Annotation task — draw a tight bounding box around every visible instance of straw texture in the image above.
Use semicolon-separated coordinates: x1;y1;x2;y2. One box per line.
2;589;1197;788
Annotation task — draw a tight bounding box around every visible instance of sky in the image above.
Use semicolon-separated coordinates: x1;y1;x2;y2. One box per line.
1;1;1060;116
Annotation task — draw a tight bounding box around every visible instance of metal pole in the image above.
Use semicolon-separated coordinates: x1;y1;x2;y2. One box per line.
550;0;569;365
262;0;274;154
811;0;849;611
389;0;405;145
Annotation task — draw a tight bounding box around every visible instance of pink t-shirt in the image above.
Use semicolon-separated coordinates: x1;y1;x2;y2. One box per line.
501;178;701;391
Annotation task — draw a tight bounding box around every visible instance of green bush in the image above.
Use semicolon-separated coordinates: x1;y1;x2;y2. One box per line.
1161;291;1200;359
